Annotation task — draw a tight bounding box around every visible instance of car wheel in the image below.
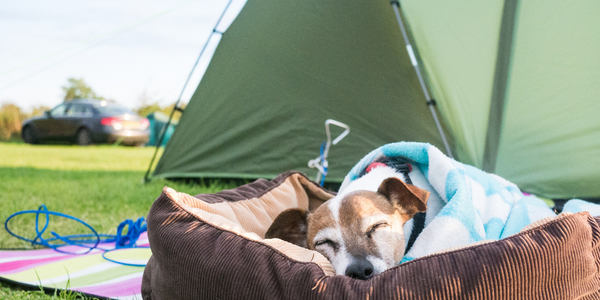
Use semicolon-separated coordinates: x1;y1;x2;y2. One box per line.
76;128;92;146
22;126;38;144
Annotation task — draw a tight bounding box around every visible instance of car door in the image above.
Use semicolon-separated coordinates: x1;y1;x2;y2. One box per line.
50;103;74;140
63;103;91;137
35;103;69;140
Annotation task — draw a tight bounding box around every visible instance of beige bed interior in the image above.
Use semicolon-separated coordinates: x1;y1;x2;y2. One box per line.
163;173;337;276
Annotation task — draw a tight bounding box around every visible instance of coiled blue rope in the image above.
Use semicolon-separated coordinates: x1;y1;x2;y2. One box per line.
4;205;148;267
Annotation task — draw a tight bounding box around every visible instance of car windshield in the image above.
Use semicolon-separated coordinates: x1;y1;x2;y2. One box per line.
92;101;135;115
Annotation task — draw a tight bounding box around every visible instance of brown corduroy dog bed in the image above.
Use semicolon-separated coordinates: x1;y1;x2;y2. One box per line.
142;172;600;300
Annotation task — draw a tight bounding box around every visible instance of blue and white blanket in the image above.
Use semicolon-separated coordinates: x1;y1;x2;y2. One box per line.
340;142;600;263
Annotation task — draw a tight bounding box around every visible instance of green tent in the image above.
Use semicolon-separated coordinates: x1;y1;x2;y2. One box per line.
152;0;600;200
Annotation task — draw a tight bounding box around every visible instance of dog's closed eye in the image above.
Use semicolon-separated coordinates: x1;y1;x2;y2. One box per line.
366;222;389;238
314;239;339;251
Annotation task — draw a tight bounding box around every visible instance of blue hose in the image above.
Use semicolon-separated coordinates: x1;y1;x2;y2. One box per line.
4;204;148;266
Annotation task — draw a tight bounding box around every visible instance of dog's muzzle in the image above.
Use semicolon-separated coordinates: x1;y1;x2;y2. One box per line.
345;259;374;280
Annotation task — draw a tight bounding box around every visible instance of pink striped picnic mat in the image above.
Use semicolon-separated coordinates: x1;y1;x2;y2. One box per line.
0;232;151;300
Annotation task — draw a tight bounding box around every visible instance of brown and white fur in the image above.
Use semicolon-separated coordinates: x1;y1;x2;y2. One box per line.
266;166;431;279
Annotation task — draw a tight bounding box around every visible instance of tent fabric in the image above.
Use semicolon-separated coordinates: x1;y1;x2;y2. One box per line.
153;0;600;199
142;173;600;299
399;0;600;198
152;0;452;182
396;0;505;168
493;1;600;198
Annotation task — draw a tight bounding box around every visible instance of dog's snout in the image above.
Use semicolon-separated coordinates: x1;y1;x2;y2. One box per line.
345;259;374;280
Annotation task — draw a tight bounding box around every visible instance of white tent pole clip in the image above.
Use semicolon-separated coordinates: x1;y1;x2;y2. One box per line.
308;119;350;184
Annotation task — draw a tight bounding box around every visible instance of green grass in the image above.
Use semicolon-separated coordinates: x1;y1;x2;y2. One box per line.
0;143;157;171
0;279;98;300
0;279;92;300
0;143;235;298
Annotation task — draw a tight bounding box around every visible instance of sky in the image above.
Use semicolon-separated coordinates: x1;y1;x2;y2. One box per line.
0;0;246;112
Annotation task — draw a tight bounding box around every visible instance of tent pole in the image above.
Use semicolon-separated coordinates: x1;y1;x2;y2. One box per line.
143;0;235;183
482;0;519;173
390;1;453;159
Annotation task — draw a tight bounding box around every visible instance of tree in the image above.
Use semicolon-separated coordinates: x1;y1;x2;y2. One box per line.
62;78;104;101
31;105;51;117
0;103;26;140
134;89;185;121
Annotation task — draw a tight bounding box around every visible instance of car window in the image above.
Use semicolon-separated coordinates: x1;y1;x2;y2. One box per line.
66;104;94;117
93;102;135;115
50;104;69;117
81;105;94;117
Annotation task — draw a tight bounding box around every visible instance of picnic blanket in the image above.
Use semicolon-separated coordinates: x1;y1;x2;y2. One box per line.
341;142;600;262
0;232;151;300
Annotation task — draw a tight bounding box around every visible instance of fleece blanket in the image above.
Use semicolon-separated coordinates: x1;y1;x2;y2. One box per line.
0;232;151;300
340;142;600;263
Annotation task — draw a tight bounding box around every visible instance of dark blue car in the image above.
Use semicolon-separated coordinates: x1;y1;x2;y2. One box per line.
21;99;150;146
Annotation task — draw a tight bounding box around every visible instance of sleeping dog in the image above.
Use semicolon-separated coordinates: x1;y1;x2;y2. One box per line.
266;163;440;279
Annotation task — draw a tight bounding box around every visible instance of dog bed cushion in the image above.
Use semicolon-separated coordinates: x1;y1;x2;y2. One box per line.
142;171;600;299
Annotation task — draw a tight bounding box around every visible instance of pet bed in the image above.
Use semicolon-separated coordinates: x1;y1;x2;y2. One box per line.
142;171;600;299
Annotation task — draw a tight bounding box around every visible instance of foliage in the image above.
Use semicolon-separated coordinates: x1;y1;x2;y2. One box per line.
31;106;51;117
0;104;52;141
135;102;186;121
0;103;23;139
135;90;185;121
0;103;27;141
62;78;104;101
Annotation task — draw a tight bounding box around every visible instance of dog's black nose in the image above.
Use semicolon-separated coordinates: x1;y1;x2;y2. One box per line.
345;260;374;280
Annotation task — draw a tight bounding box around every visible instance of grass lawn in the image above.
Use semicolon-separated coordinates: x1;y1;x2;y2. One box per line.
0;143;236;299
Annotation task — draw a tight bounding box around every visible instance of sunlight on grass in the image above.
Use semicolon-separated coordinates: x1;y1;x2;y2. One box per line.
0;143;161;171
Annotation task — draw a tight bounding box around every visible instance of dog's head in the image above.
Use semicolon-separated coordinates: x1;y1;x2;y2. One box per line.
265;177;429;279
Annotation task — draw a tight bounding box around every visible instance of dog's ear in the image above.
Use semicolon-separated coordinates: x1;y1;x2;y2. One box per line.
265;208;309;248
377;178;429;217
